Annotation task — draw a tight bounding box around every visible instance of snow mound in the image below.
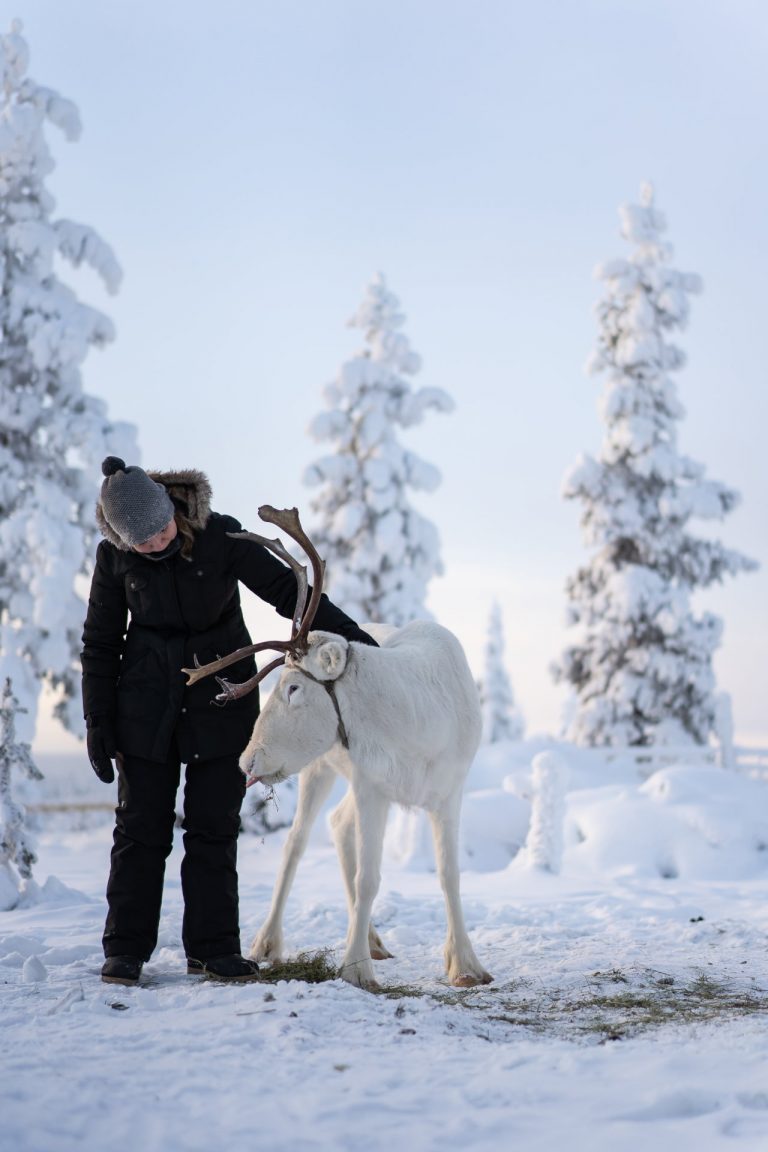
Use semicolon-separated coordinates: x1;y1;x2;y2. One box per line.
565;763;768;881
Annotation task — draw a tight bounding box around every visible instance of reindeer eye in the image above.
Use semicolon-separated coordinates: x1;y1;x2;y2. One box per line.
287;683;300;700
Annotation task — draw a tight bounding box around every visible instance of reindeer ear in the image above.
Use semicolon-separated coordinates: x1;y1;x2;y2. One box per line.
315;638;348;680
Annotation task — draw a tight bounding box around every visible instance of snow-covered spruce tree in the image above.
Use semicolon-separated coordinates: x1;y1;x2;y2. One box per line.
554;184;757;747
0;678;43;907
479;600;524;743
303;273;454;625
0;22;136;742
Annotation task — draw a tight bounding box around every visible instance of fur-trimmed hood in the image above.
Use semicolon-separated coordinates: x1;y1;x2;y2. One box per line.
96;467;213;550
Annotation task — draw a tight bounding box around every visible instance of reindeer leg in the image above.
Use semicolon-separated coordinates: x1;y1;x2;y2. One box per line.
250;757;336;962
330;789;393;961
339;787;389;990
429;795;493;988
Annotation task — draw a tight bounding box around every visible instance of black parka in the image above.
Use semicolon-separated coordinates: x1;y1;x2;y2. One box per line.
81;470;370;765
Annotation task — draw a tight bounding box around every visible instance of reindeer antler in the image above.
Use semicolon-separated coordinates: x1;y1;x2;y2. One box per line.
240;505;326;653
181;505;325;705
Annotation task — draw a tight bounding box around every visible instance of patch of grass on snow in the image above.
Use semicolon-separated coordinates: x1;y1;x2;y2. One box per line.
567;970;767;1041
378;966;768;1042
253;955;767;1042
257;950;340;984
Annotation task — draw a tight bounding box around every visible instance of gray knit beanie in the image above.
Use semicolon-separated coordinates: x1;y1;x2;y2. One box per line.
100;456;175;547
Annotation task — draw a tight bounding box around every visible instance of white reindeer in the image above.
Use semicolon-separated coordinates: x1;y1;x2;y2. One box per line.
184;507;492;991
248;620;399;970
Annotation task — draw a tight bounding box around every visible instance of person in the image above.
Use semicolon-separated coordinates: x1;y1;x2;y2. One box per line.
81;456;377;987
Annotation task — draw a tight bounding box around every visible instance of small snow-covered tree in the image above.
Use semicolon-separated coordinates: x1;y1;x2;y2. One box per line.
0;22;136;742
521;751;568;874
303;273;454;625
479;600;524;743
554;184;757;747
0;678;42;907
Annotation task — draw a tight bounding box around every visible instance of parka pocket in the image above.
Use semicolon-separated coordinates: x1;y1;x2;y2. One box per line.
124;572;149;618
117;648;151;689
117;648;164;721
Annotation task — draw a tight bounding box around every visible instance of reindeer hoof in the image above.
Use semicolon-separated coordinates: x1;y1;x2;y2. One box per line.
340;963;379;990
249;934;283;963
450;971;494;988
370;945;395;961
345;977;380;993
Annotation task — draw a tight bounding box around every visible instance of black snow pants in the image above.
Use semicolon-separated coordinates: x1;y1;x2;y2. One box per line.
103;744;247;962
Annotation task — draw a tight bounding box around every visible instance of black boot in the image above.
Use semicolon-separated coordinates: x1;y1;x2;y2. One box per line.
188;954;260;982
102;956;143;985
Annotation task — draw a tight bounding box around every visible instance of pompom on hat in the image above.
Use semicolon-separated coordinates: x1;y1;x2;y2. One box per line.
99;457;176;547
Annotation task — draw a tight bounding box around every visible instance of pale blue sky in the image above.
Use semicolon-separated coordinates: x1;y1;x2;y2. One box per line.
16;0;767;745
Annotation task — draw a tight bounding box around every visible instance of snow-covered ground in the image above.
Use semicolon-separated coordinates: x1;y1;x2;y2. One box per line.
2;740;767;1152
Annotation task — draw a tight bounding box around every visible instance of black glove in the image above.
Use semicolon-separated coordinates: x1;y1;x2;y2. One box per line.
86;715;118;783
346;626;379;647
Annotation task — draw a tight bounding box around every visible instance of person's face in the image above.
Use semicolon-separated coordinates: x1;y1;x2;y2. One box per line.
133;517;178;554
